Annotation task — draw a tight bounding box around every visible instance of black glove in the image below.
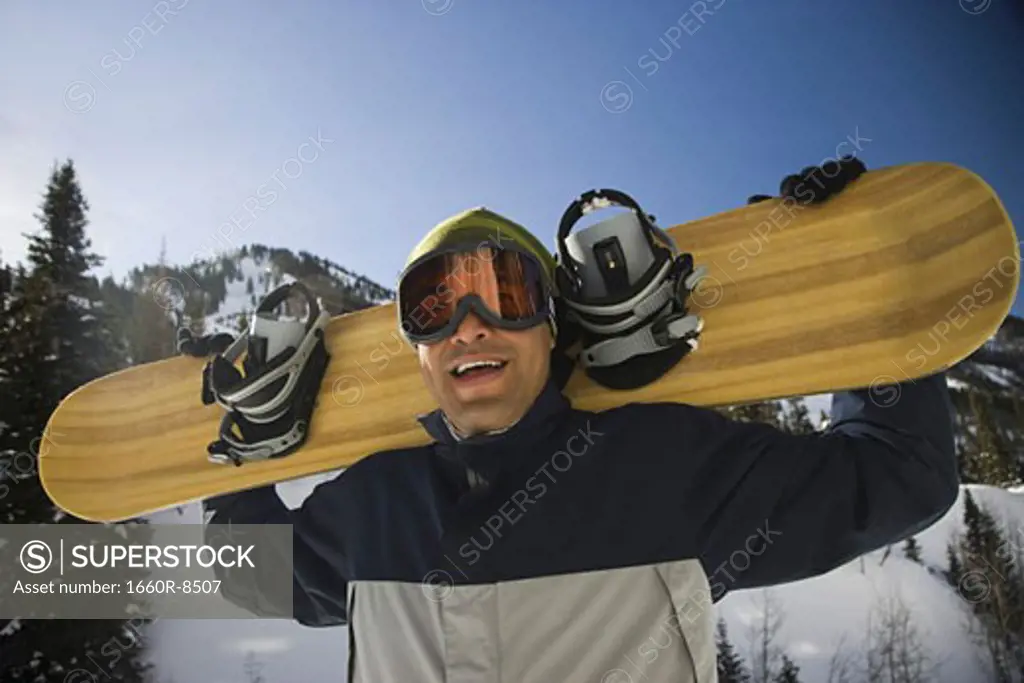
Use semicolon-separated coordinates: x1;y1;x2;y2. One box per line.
177;327;235;357
748;155;867;205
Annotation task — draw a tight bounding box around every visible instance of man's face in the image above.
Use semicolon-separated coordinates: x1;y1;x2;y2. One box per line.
417;311;552;437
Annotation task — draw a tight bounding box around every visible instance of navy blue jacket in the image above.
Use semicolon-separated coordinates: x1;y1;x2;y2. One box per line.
203;370;958;630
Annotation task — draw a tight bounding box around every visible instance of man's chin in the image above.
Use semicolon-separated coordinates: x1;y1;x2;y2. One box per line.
448;372;510;403
445;396;520;435
453;411;519;437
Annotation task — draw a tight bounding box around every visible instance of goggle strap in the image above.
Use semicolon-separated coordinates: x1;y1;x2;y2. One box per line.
401;293;551;344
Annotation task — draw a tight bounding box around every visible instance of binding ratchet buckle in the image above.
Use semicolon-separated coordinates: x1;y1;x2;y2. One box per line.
178;281;331;466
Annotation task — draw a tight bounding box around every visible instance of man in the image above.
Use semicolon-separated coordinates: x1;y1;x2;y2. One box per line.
203;167;958;682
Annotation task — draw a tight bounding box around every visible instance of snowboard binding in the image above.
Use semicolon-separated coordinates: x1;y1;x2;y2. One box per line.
554;188;706;390
178;281;331;466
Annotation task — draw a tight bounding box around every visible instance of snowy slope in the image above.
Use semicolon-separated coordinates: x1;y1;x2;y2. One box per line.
718;485;1024;682
201;254;297;336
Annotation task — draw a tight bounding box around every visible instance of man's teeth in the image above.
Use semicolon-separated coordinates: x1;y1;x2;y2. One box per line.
452;360;506;377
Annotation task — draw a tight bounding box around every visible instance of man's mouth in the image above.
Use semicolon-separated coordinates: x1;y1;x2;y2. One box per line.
448;359;509;380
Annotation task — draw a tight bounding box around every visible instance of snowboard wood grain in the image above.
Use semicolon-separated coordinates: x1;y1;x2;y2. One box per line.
39;162;1020;521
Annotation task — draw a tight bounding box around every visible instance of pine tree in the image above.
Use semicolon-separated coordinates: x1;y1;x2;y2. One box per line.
0;254;12;307
129;238;178;363
903;536;923;563
125;283;178;364
720;400;785;429
957;489;1024;676
781;399;815;435
946;541;963;588
99;258;178;366
962;489;1002;563
773;654;801;683
962;389;1020;487
0;160;152;681
180;268;208;337
716;618;751;682
0;265;51;520
739;401;784;426
21;160;128;401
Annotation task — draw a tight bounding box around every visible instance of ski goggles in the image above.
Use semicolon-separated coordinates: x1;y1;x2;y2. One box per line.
397;243;552;344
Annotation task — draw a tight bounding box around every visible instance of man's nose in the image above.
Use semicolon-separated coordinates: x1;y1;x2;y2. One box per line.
450;310;492;345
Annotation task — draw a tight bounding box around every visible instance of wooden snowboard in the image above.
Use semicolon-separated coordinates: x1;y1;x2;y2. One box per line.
39;162;1020;522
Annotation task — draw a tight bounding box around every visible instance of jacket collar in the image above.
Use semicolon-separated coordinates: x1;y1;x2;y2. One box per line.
417;378;572;502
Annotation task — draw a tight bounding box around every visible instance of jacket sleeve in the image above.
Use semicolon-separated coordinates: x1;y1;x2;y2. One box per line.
202;479;350;627
622;370;959;598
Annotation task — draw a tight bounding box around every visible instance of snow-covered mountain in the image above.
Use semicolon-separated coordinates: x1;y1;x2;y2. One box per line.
125;242;394;338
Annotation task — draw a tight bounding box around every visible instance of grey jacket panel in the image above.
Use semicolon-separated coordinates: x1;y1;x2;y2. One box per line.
348;559;714;683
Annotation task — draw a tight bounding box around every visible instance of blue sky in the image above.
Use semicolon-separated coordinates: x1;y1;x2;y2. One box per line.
1;1;1021;319
2;2;1023;680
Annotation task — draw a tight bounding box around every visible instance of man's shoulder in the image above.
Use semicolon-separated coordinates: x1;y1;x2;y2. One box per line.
580;400;695;422
570;399;727;446
335;441;436;485
560;400;698;441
